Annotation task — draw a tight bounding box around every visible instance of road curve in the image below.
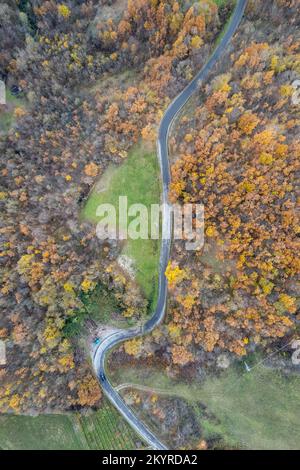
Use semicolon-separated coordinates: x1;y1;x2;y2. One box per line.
93;0;248;450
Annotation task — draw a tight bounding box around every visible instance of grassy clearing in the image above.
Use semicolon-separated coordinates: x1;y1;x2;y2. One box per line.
0;400;141;450
83;143;161;310
110;358;300;450
0;111;14;134
0;90;26;134
196;365;300;449
214;0;234;7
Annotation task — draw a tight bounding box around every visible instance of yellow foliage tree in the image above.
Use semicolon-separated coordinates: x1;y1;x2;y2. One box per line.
279;294;297;314
9;394;21;412
238;112;260;135
14;107;26;118
58;4;71;18
171;345;193;365
165;262;186;287
81;279;96;293
124;337;142;356
190;36;203;49
58;354;75;372
77;375;102;406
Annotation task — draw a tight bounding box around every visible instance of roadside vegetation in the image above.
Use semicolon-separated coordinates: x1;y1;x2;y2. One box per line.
215;0;234;6
63;282;126;338
215;0;237;45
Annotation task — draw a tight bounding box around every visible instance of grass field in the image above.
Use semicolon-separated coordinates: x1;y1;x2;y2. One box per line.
0;400;141;450
110;357;300;450
83;143;161;311
0;414;87;450
196;365;300;449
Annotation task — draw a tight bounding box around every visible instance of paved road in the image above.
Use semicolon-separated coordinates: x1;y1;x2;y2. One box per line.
93;0;248;450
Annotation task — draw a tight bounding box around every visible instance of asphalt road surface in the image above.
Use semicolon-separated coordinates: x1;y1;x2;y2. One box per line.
93;0;248;450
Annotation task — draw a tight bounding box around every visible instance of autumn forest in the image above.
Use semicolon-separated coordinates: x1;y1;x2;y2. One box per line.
0;0;299;451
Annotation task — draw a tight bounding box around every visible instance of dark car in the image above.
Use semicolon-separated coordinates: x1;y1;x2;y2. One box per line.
10;85;22;96
99;373;106;382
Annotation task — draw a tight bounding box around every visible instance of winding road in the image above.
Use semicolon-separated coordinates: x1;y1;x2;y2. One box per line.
93;0;248;450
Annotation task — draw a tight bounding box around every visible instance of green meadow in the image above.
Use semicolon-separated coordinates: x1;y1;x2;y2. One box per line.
83;143;161;311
